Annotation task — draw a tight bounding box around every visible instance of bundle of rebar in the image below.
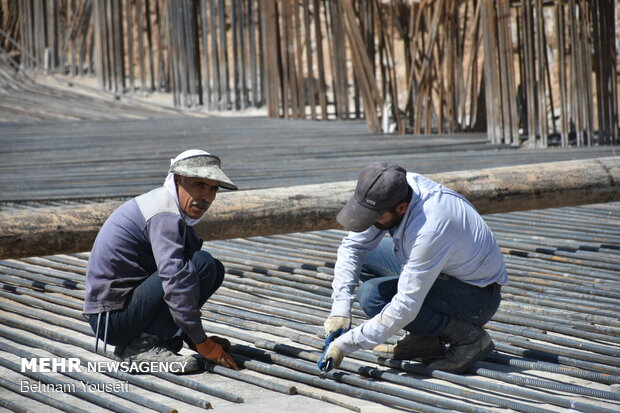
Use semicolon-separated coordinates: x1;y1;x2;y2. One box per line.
0;202;618;412
1;0;618;145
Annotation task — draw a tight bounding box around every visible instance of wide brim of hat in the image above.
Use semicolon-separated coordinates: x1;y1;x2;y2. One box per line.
336;195;384;232
174;165;238;190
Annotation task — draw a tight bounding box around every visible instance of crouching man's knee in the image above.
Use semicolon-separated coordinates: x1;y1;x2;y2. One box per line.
356;278;387;318
191;250;225;297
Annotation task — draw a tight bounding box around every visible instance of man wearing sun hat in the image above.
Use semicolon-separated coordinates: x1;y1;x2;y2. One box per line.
84;150;238;372
322;161;508;374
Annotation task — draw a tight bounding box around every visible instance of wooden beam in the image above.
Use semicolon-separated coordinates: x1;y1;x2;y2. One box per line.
0;157;618;260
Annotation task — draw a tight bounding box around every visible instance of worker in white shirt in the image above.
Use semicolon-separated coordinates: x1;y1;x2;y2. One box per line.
323;162;508;373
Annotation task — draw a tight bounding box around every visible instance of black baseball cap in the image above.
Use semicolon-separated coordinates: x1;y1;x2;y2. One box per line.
337;162;409;232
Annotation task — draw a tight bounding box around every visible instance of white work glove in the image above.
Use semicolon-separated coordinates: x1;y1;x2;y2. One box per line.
323;316;351;336
321;342;345;371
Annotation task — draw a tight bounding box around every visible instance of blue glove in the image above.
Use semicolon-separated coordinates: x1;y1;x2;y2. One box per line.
317;328;345;372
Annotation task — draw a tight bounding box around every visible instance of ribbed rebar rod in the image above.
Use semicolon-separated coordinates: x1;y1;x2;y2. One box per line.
504;256;620;284
233;353;432;412
0;341;181;413
212;293;326;325
488;322;620;359
45;255;88;268
495;230;620;254
230;350;453;413
473;360;620;402
0;313;241;404
0;376;89;413
492;334;620;376
203;362;297;395
215;287;332;319
222;274;333;303
500;244;620;272
211;251;334;288
221;278;367;318
492;222;620;246
489;212;620;237
498;300;620;329
0;396;34;413
0;290;83;319
493;311;620;345
225;266;332;295
0;300;93;336
0;283;83;310
240;342;497;413
505;273;620;300
380;355;615;413
0;326;215;409
219;280;336;313
0;264;84;291
287;331;617;413
0;358;135;413
211;238;336;271
202;303;322;335
493;341;620;377
21;256;87;275
0;273;85;299
294;387;360;412
487;353;620;385
0;260;86;283
503;253;620;282
492;325;620;368
502;293;620;320
255;340;549;413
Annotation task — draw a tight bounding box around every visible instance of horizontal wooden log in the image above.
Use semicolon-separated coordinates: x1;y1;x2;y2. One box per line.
0;157;618;260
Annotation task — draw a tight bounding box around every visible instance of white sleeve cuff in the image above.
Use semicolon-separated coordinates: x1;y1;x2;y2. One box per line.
330;299;353;318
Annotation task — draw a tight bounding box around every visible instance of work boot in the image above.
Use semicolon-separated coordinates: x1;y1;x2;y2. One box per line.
119;335;200;374
162;335;184;353
426;318;494;374
374;333;444;362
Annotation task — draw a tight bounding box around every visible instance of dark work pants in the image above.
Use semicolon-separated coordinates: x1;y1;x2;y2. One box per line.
356;238;501;337
89;250;224;347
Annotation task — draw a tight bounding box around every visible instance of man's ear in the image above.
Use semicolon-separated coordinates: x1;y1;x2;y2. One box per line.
396;202;408;215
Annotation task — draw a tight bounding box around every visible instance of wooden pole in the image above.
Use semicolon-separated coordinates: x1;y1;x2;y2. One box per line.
0;157;618;260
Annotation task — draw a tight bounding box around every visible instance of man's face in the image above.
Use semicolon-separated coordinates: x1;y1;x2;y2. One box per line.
373;203;408;230
175;175;219;219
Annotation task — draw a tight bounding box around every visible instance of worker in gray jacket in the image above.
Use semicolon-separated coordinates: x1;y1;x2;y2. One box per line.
84;149;238;372
322;162;507;373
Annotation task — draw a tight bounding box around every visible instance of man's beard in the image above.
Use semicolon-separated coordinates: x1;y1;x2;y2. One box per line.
373;212;403;230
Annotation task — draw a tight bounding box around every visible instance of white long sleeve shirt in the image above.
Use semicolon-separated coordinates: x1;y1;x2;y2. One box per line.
331;173;508;354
